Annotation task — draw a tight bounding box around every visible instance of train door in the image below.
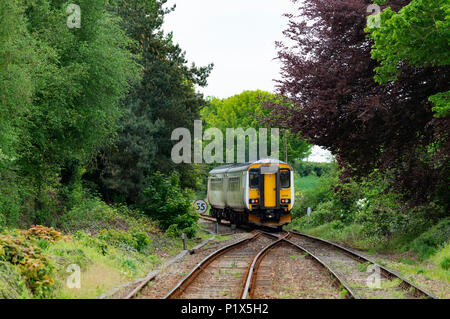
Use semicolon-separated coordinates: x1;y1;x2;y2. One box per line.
263;174;276;207
261;165;278;208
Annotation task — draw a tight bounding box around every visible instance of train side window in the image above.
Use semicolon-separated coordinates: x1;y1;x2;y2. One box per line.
228;177;239;191
211;179;222;191
249;169;259;188
280;170;290;188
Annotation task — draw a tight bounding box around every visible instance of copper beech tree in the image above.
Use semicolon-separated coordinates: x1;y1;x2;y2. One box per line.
265;0;449;206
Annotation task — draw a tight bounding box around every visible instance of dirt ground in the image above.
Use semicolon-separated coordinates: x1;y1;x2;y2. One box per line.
110;220;249;299
252;242;342;299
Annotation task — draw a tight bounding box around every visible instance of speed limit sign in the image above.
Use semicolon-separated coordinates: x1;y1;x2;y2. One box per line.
193;199;208;214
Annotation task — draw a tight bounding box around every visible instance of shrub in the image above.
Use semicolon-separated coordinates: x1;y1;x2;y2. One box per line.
24;225;64;243
130;229;151;252
73;231;109;255
97;228;151;252
440;257;450;271
293;174;337;218
142;172;198;237
0;261;31;299
60;197;122;233
330;220;345;230
409;218;450;260
0;171;24;229
0;233;54;298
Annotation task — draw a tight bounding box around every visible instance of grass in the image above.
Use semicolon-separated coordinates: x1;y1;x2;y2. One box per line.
0;204;220;299
215;234;232;242
45;235;162;299
290;222;366;249
294;174;321;191
357;262;371;272
290;219;450;298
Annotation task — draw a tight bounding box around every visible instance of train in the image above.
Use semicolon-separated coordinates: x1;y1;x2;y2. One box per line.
207;159;294;230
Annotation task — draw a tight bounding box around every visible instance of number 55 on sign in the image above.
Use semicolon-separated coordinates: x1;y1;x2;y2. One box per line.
193;199;208;214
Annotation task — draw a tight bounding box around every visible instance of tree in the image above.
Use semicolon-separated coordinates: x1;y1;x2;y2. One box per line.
0;0;139;224
367;0;450;117
0;0;38;226
88;0;213;204
201;90;311;163
268;0;449;206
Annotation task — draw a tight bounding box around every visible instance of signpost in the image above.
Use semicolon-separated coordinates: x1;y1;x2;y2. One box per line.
307;207;311;223
193;199;208;215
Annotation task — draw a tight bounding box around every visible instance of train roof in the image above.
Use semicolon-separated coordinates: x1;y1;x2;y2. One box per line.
209;158;291;175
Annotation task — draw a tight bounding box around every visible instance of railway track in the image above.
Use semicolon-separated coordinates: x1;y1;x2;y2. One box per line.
288;231;437;299
163;231;275;299
196;215;437;299
240;232;354;299
161;229;354;299
124;215;437;299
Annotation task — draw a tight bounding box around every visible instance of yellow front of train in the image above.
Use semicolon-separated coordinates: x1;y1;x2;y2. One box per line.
246;161;294;228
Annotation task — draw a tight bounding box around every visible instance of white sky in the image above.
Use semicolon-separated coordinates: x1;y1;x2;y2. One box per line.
163;0;332;162
163;0;299;98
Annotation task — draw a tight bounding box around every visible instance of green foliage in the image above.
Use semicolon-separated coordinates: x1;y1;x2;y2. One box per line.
330;220;345;230
60;195;159;236
294;174;321;192
440;257;450;271
24;225;64;243
367;0;450;117
0;0;139;227
0;232;54;298
142;172;198;237
73;231;109;256
60;197;122;233
97;228;151;252
429;91;450;118
201;90;311;163
291;166;448;256
408;218;450;260
292;172;338;219
21;0;139;180
357;262;371;272
0;261;32;299
90;0;212;203
294;161;335;178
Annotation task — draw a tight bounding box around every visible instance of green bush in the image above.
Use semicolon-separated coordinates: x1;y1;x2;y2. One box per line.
0;178;21;229
440;257;450;271
0;261;31;299
59;197;127;233
293;161;335;178
408;218;450;260
142;172;198;238
292;174;338;219
330;220;345;230
73;231;109;255
98;228;151;252
0;232;55;298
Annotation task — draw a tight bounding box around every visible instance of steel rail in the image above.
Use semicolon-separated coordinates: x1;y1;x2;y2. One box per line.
124;273;158;300
240;233;356;299
240;232;292;299
162;231;265;299
290;231;437;299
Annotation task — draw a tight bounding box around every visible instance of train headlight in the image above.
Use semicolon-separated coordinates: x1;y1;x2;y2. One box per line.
281;199;291;204
249;199;259;204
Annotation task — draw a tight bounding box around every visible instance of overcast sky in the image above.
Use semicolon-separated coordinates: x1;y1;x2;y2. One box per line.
163;0;300;98
163;0;332;162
